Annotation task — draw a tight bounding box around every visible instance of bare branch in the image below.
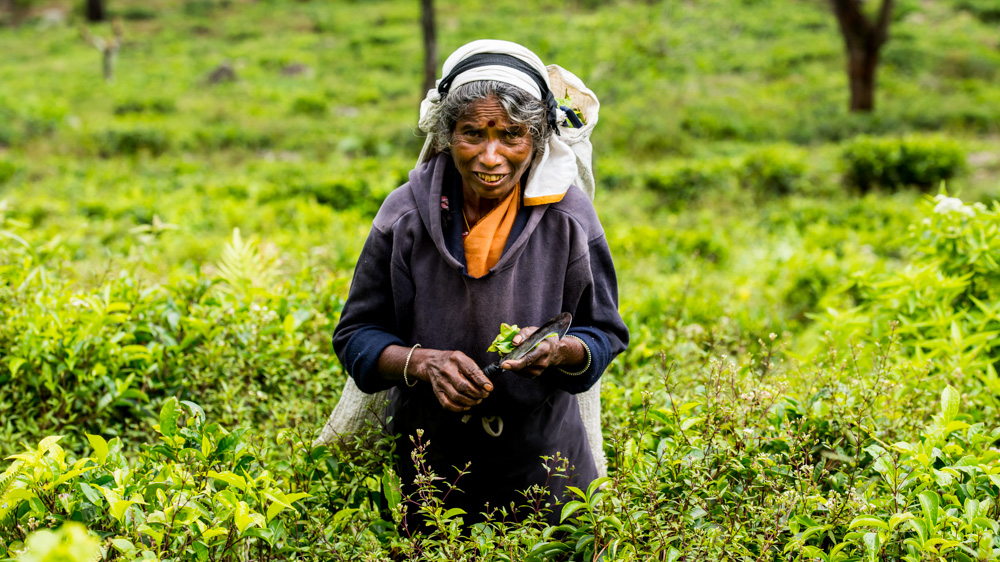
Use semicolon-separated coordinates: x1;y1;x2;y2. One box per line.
79;26;105;51
111;18;124;47
874;0;895;45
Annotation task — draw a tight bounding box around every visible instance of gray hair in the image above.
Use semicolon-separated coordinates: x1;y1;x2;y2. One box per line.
432;80;552;159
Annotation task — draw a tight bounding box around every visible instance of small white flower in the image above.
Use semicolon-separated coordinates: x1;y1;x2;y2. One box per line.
933;195;975;217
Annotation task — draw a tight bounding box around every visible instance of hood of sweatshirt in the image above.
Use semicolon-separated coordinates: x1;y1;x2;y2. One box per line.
409;153;549;277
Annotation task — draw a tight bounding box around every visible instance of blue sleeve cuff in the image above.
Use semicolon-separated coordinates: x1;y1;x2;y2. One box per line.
340;326;405;393
553;327;613;394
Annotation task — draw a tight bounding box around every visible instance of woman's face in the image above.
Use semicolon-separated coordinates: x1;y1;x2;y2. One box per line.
450;96;534;201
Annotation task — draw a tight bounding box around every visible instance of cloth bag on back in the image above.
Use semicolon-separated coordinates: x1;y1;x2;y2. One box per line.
316;64;607;477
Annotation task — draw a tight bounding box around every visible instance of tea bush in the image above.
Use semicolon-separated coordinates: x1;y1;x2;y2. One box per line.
0;226;342;453
289;95;327;117
185;126;278;152
811;194;1000;410
0;159;18;185
956;0;1000;22
112;99;177;117
2;0;1000;558
840;136;966;193
92;129;172;158
0;399;315;560
738;145;810;197
642;158;736;209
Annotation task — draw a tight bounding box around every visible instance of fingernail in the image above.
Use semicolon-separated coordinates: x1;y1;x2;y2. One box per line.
485;384;493;392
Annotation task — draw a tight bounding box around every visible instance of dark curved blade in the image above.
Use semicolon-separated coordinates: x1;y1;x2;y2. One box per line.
502;312;572;362
481;312;573;379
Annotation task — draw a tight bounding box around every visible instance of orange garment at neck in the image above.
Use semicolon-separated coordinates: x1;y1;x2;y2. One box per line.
463;184;520;278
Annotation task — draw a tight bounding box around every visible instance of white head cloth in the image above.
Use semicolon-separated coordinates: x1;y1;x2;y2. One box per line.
417;39;586;205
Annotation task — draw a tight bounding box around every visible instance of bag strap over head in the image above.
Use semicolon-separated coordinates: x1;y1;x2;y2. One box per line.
437;53;561;135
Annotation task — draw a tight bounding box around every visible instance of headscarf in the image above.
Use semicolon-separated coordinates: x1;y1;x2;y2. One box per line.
417;39;579;206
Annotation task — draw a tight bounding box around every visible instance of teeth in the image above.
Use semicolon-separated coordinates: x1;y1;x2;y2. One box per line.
475;172;504;183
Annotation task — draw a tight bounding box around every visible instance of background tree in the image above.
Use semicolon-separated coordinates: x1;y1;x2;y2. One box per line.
421;0;437;95
831;0;894;112
85;0;105;22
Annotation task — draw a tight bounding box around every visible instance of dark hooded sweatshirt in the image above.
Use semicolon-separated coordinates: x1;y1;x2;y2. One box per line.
333;153;629;524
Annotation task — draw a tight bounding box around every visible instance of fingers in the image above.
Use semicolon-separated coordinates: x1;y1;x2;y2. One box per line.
449;352;492;397
503;340;556;374
425;350;493;412
512;326;538;346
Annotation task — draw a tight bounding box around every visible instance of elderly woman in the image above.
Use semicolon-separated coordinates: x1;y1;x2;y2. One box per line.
332;40;628;525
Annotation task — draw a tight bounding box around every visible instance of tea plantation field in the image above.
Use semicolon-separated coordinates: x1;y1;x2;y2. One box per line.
1;0;1000;559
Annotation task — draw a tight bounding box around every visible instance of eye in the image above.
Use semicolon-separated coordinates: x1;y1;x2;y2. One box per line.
504;129;524;140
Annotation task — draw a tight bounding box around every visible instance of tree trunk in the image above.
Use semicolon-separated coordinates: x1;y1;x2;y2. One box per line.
831;0;894;113
847;47;878;111
420;0;437;95
85;0;105;22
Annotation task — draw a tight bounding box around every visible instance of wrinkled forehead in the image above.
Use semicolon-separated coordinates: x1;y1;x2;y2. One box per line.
455;97;517;126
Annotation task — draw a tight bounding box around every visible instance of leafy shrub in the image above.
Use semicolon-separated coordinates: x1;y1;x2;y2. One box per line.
812;194;1000;409
0;226;341;452
290;95;328;117
0;158;19;185
956;0;1000;22
187;126;277;151
680;102;773;141
939;50;1000;81
738;145;809;197
841;136;966;193
641;158;735;209
93;128;171;157
112;98;177;116
12;523;99;562
117;5;158;20
0;399;311;560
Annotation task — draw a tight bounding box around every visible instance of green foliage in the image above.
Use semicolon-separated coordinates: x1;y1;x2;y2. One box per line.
0;220;342;452
738;145;809;197
642;158;736;209
955;0;1000;22
92;128;172;158
112;99;177;117
14;523;100;562
813;194;1000;408
0;400;312;560
0;158;19;185
1;0;1000;558
186;126;278;152
487;323;520;355
841;136;966;193
289;95;327;117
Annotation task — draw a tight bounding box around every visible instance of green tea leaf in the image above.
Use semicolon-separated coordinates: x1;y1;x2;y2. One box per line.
488;323;520;354
159;397;179;438
87;434;108;466
940;385;960;423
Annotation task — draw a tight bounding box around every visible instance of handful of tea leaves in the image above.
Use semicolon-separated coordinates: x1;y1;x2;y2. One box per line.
488;323;520;355
555;91;586;128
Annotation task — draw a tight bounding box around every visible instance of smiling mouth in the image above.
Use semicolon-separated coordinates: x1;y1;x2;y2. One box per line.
474;172;507;183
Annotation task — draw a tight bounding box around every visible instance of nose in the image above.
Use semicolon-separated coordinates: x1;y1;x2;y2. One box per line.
480;138;504;168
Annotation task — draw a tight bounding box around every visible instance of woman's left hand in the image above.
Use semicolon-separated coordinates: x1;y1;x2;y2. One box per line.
501;327;586;378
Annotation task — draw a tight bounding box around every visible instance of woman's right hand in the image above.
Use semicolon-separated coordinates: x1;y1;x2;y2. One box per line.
412;349;493;412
